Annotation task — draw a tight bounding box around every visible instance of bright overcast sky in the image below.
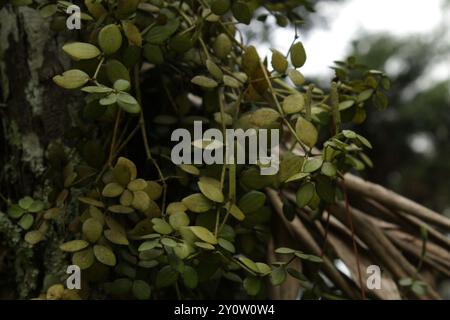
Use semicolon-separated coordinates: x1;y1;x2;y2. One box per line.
246;0;450;81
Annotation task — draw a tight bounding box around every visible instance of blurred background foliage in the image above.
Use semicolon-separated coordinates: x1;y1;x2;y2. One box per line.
350;32;450;215
250;0;450;215
248;0;450;297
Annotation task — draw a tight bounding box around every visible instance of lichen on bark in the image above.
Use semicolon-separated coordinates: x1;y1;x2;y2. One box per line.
0;4;80;192
0;4;82;299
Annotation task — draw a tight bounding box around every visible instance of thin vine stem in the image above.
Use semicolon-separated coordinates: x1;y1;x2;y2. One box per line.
259;61;309;155
215;88;228;236
92;56;105;81
133;65;168;215
108;109;122;166
343;184;366;300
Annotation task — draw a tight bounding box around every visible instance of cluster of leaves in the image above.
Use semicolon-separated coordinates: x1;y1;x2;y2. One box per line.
52;156;323;299
398;277;428;297
8;0;390;299
6;196;59;246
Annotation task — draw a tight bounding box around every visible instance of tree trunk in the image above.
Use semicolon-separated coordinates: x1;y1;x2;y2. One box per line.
0;4;79;197
0;4;80;298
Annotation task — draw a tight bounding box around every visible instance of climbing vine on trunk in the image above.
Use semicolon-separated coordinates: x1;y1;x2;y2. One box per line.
2;0;414;300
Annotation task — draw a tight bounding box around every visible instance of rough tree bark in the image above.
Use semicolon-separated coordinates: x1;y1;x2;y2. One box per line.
0;4;79;197
0;4;80;298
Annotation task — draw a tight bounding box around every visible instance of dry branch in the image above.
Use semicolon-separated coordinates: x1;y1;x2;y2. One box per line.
266;188;360;299
275;144;450;299
343;174;450;229
328;202;440;299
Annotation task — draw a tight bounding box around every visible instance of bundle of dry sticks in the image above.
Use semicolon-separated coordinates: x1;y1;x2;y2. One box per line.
266;173;450;300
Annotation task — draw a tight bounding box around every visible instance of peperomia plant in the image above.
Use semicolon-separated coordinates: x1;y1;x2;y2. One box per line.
6;0;392;300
